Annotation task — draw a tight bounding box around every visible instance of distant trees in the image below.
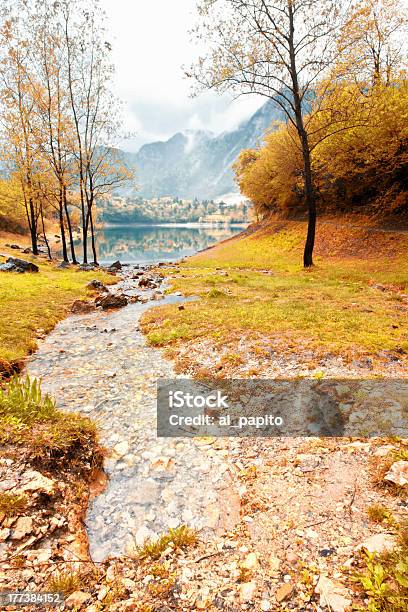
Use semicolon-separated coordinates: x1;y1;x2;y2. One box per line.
191;0;407;266
0;0;133;263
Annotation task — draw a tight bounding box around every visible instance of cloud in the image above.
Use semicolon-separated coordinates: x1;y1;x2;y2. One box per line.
101;0;263;151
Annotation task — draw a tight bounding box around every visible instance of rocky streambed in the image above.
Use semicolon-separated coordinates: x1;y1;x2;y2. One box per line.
27;265;240;562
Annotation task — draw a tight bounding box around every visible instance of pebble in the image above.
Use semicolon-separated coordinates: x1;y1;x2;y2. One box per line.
315;576;352;612
240;581;257;602
113;441;129;458
134;525;154;546
384;461;408;486
286;551;299;564
65;591;91;608
241;552;258;570
268;554;281;575
11;517;33;540
275;583;293;602
19;471;55;495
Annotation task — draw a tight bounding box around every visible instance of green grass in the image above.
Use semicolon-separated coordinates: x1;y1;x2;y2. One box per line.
47;571;82;596
142;222;408;359
0;492;28;517
0;251;115;369
133;526;198;561
367;504;395;525
354;521;408;611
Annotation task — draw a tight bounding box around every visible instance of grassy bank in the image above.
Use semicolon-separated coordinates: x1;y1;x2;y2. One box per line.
142;221;408;364
0;244;115;373
0;375;103;469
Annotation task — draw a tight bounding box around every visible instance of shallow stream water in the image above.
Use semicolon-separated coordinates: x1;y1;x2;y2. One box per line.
27;270;239;561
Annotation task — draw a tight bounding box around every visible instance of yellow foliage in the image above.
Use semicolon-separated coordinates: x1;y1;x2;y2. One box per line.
0;176;27;232
234;125;302;218
235;80;408;218
313;80;408;212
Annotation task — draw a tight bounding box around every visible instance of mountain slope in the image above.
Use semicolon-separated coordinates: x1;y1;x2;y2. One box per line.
122;100;283;200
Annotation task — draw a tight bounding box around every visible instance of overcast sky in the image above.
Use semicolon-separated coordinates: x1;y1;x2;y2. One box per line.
101;0;263;152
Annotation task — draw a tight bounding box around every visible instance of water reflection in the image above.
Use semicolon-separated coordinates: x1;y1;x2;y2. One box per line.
77;225;244;265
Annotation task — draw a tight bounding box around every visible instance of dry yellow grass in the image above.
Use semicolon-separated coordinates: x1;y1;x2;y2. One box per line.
142;221;408;360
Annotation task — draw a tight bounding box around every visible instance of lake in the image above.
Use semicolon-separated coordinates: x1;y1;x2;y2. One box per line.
80;224;245;265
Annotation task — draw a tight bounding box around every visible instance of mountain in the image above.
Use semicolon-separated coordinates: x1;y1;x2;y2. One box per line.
120;100;283;200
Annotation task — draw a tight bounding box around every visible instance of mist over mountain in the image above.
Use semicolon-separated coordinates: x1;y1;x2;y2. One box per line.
120;101;283;200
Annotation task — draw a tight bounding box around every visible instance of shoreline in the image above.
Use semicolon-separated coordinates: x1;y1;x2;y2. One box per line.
101;221;249;230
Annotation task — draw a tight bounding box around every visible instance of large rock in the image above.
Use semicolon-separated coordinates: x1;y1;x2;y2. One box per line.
11;516;33;540
79;263;98;271
0;263;17;272
357;533;397;554
71;300;96;314
384;461;408;487
87;279;108;292
109;260;122;271
96;293;128;310
139;276;157;289
19;470;55;495
315;576;352;612
0;257;39;273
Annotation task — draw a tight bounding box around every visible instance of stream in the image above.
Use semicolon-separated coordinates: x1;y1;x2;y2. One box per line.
27;268;239;561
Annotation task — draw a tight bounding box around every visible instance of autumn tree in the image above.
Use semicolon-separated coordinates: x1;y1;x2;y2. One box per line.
313;79;408;214
234;125;302;218
0;0;71;260
235;79;408;219
191;0;356;266
0;175;26;232
338;0;408;86
60;0;133;265
0;9;42;254
32;2;78;263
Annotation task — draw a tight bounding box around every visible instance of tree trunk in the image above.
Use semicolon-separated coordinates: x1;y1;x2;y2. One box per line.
40;202;52;260
80;184;88;264
28;197;39;255
287;1;317;268
63;185;78;264
301;138;316;268
88;205;98;265
58;190;68;262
